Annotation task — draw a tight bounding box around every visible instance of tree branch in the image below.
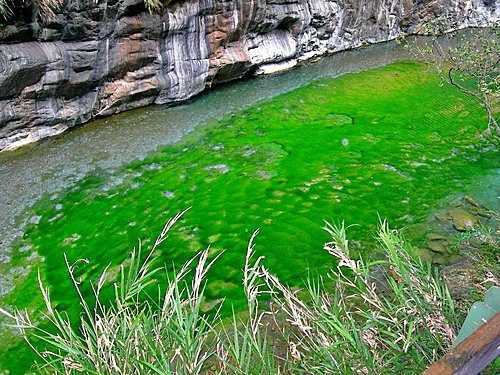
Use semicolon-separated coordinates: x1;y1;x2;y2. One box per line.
447;67;482;101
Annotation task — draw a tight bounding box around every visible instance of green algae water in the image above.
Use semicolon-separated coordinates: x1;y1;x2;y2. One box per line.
1;60;498;372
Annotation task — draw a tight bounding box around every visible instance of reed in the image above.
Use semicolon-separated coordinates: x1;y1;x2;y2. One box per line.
255;220;456;374
1;213;461;374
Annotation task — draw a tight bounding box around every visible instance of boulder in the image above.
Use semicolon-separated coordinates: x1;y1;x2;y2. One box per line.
448;208;480;232
426;241;451;254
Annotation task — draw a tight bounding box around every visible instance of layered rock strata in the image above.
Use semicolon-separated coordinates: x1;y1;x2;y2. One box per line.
0;0;497;151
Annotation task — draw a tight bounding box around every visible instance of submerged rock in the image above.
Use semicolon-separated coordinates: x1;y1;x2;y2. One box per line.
426;241;451;254
435;213;451;223
469;205;492;219
204;164;230;174
426;232;447;241
448;208;480;232
162;190;175;199
464;195;481;207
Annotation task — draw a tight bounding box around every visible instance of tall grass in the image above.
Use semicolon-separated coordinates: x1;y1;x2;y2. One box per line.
1;210;221;374
256;220;456;374
1;213;459;374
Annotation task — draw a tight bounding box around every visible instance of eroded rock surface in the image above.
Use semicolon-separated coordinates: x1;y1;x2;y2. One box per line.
0;0;497;151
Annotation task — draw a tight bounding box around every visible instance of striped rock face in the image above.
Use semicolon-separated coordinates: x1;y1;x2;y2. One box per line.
0;0;497;151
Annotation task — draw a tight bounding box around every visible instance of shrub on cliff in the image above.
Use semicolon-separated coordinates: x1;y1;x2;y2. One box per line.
1;212;459;374
0;0;63;21
144;0;175;14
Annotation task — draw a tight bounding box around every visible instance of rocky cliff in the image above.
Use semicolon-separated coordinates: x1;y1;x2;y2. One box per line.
0;0;497;151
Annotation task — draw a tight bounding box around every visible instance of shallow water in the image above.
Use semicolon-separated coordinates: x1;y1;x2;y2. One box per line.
0;35;498;373
0;40;411;257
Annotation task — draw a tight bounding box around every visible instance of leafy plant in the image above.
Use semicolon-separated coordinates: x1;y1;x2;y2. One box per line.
0;214;461;374
253;220;457;374
405;25;499;134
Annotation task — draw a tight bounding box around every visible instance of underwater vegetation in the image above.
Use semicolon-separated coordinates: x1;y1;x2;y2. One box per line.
0;61;498;372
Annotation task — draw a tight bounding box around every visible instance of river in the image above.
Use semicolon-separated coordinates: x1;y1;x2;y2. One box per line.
0;32;498;373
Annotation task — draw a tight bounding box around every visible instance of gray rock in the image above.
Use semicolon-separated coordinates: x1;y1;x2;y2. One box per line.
0;0;497;151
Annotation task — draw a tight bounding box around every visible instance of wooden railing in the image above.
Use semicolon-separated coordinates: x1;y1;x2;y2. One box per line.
423;312;500;375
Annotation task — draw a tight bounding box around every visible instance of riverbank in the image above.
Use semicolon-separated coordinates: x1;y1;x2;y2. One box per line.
1;0;497;151
0;59;498;372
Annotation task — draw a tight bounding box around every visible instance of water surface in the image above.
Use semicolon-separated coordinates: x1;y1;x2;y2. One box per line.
0;36;498;374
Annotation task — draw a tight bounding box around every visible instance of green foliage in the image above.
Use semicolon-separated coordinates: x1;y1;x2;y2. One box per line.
405;27;500;134
0;213;462;374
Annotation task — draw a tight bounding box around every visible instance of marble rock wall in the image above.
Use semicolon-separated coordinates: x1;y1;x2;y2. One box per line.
0;0;497;151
